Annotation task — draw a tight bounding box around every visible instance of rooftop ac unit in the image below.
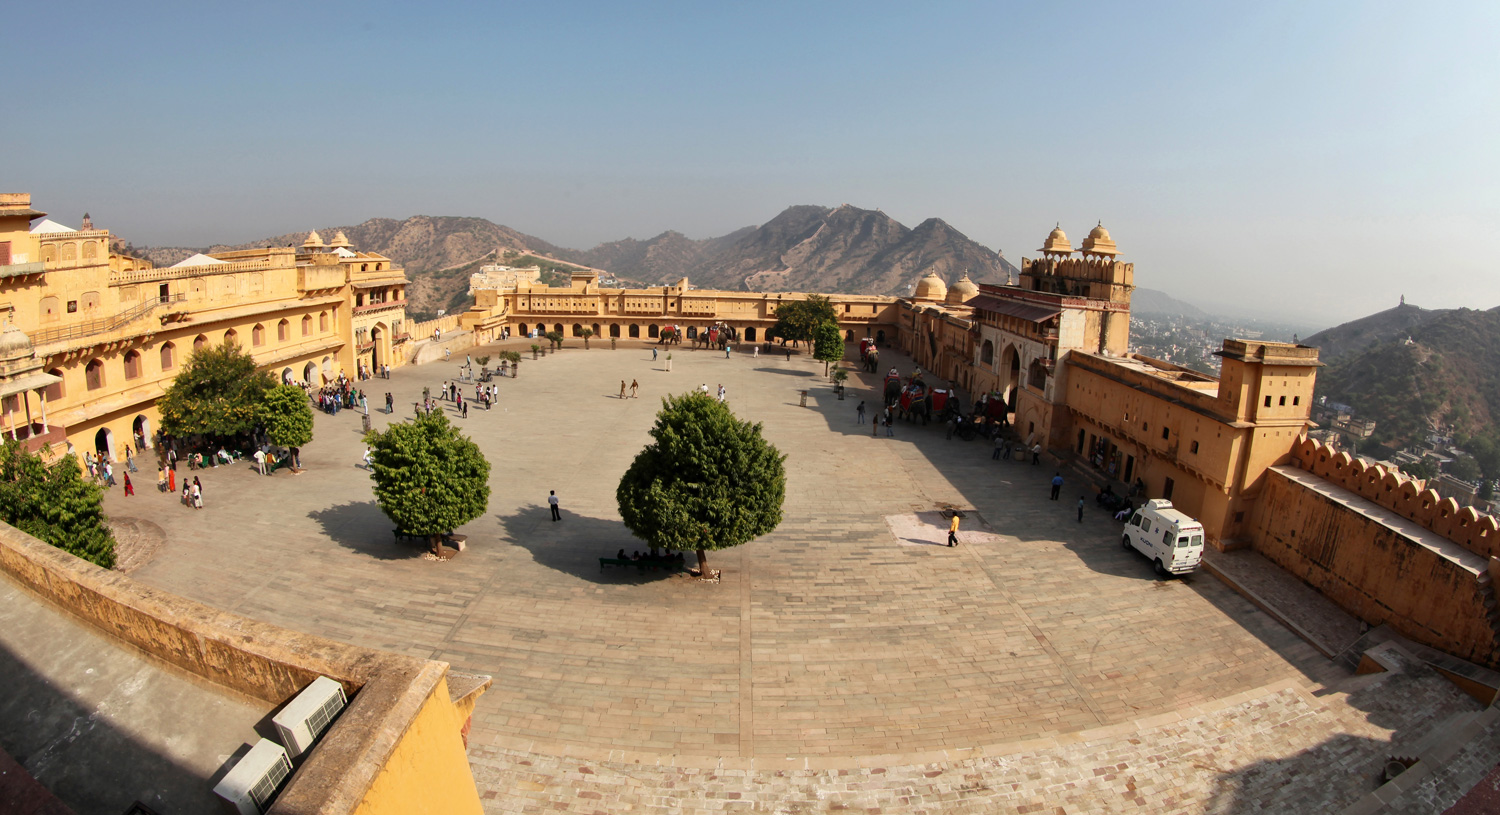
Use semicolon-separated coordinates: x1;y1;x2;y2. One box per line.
213;738;292;815
272;676;347;758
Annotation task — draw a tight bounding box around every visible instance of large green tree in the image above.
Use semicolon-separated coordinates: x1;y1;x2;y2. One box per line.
0;439;115;569
770;295;838;345
813;320;845;375
157;341;274;439
365;410;491;556
616;391;786;575
258;384;314;450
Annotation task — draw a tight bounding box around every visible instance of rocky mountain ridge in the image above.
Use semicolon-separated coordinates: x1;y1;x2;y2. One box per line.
133;205;1018;319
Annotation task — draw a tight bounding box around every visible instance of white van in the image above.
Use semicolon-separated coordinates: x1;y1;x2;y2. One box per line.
1122;499;1204;576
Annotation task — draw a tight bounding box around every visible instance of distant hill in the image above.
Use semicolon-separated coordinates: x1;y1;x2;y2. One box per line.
135;205;1018;319
1303;302;1453;365
1131;288;1210;319
552;204;1018;295
1316;306;1500;445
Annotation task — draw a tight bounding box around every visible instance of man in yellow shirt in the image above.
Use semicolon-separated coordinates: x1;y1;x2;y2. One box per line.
947;512;960;547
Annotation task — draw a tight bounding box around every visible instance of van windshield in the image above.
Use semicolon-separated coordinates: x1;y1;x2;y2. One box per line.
1177;534;1203;548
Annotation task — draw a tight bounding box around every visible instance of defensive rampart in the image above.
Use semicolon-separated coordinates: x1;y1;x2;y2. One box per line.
1248;437;1500;667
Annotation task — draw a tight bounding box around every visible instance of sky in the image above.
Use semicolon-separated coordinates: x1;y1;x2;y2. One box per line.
7;0;1500;326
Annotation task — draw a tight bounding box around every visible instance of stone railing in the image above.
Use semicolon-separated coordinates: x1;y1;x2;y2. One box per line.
30;294;186;348
407;314;462;340
109;258;277;285
1291;435;1500;560
353;301;405;316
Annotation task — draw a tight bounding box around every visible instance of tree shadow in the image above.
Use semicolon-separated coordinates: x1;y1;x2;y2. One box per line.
495;503;685;585
753;367;815;377
307;500;427;561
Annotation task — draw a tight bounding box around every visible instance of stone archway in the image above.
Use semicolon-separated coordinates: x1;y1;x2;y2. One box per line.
745;327;757;342
95;427;116;463
371;323;387;370
1001;345;1022;410
132;415;152;450
282;367;294;385
629;324;640;338
609;324;621;338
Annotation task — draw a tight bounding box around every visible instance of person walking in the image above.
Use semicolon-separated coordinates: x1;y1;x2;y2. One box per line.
254;448;267;476
548;490;561;522
753;345;759;359
856;401;866;424
873;414;880;437
363;447;373;469
386;392;394;414
884;409;894;437
181;482;191;507
125;445;138;473
461;400;469;419
724;345;731;359
1077;495;1085;523
192;477;204;510
992;433;1005;460
630;379;639;398
168;468;176;494
620;380;628;399
1050;472;1064;500
947;511;960;547
652;347;658;362
123;473;135;497
167;446;177;472
360;393;368;415
1032;443;1042;465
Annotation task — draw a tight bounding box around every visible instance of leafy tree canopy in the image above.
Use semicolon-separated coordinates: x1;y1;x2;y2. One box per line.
157;341;274;439
0;440;115;568
770;295;839;344
365;410;491;555
1446;454;1483;483
616;392;786;573
813;320;845;373
259;383;314;449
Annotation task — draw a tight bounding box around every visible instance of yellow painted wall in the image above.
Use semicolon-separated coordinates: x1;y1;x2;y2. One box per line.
352;676;485;815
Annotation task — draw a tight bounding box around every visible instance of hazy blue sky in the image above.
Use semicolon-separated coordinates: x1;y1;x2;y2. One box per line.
8;1;1499;325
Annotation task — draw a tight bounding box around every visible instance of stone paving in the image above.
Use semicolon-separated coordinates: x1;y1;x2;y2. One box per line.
101;339;1494;812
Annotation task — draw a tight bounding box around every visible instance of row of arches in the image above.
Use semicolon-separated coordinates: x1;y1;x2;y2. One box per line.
509;322;873;343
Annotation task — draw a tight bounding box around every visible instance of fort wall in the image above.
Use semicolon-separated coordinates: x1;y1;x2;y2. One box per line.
1247;436;1500;668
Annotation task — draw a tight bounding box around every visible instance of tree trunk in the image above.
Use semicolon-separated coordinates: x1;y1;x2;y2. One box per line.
696;548;708;575
429;534;443;557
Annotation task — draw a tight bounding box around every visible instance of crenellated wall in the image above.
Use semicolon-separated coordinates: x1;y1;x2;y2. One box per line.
1289;436;1500;560
1247;435;1500;668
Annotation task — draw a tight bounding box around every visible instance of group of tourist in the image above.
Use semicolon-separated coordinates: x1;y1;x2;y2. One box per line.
315;382;365;415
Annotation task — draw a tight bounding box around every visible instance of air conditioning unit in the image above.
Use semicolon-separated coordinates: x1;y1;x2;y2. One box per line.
272;676;347;758
213;738;292;815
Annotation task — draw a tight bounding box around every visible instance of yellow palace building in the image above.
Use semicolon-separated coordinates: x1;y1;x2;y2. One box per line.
0;193;408;464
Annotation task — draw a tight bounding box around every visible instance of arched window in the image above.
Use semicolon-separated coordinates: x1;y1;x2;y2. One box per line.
609;324;621;338
39;296;59;323
193;334;208;351
41;244;55;263
62;243;77;261
224;328;238;346
553;323;563;334
319;312;329;332
572;324;583;337
44;369;64;401
252;324;265;346
980;340;994;365
278;319;289;342
85;359;105;390
629;324;640;338
302;315;312;336
80;291;100;312
123;350;142;380
160;342;176;370
82;240;97;259
648;324;659;338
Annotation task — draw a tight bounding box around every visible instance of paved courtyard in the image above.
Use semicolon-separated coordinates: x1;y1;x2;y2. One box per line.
104;339;1490;813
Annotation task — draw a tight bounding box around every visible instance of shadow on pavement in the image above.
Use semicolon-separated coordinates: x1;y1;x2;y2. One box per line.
497;503;685;585
753;367;815;377
308;501;427;561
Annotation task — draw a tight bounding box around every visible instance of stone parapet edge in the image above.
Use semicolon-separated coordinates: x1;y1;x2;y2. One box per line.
0;521;446;815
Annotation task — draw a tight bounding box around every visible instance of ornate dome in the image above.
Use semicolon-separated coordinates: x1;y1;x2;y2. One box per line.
946;273;979;304
0;321;34;361
329;230;351;248
1080;221;1119;256
1039;224;1072;255
913;270;948;302
302;230;325;248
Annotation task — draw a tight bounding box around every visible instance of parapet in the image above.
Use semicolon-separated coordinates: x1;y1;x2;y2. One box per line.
1291;435;1500;559
0;521;489;814
1217;339;1322;366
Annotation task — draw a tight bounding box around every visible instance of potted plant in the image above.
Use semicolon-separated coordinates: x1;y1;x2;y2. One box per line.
665;352;672;371
581;327;594;349
831;367;848;399
530;344;540;360
610;337;617;350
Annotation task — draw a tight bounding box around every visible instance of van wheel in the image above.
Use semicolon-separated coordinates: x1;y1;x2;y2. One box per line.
1154;558;1168;577
1122;534;1133;551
